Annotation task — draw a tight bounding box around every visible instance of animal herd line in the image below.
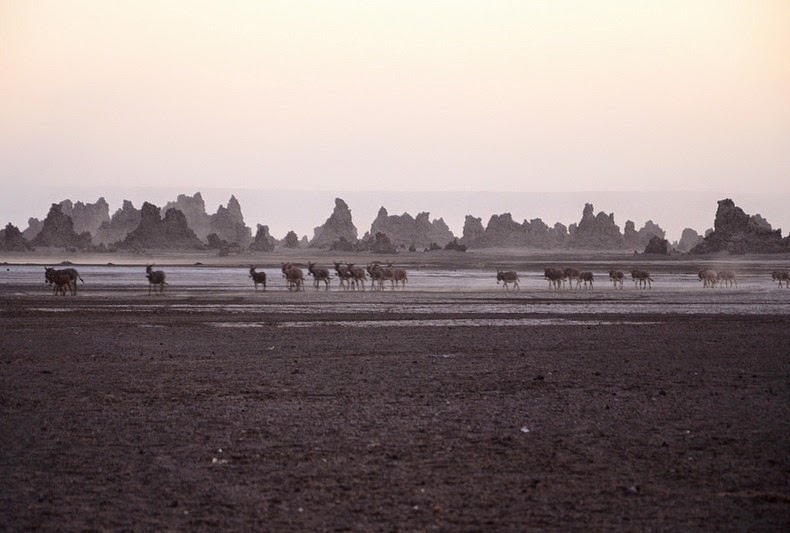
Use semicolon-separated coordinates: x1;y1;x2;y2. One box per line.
41;264;790;295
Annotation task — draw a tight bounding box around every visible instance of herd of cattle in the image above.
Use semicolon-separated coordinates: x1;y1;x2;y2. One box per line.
41;264;790;295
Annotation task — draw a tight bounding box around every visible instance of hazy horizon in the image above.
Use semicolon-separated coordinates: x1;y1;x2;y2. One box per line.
4;186;790;244
2;2;788;239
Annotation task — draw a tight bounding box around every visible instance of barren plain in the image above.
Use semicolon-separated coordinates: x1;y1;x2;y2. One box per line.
1;251;789;530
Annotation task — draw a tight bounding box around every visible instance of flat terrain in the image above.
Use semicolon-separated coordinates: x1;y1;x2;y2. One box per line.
1;257;789;530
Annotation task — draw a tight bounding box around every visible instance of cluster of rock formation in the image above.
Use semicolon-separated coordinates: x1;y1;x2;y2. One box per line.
2;194;786;255
14;193;258;253
674;228;705;252
457;203;666;251
310;198;358;249
164;193;252;247
29;203;92;250
116;202;205;251
367;207;454;249
689;199;789;254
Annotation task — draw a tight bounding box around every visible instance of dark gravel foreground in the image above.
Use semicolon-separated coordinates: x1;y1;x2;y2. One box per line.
1;290;788;531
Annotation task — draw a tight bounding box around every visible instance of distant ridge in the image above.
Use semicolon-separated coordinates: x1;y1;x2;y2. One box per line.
3;191;788;255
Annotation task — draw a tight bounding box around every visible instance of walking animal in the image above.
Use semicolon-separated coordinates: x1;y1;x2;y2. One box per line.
50;271;73;296
544;267;565;289
580;271;594;289
771;270;789;288
145;265;166;294
333;262;353;290
631;269;654;289
307;262;331;290
609;270;625;289
249;267;267;291
348;263;367;291
496;270;520;291
698;269;718;288
717;270;737;288
564;267;582;289
281;263;305;291
387;262;408;289
367;262;395;291
44;267;84;295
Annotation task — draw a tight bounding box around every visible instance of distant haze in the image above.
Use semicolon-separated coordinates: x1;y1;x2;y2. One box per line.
1;2;788;228
4;186;790;244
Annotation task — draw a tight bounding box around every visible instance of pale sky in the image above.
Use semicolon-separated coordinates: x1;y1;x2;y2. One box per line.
1;0;789;195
